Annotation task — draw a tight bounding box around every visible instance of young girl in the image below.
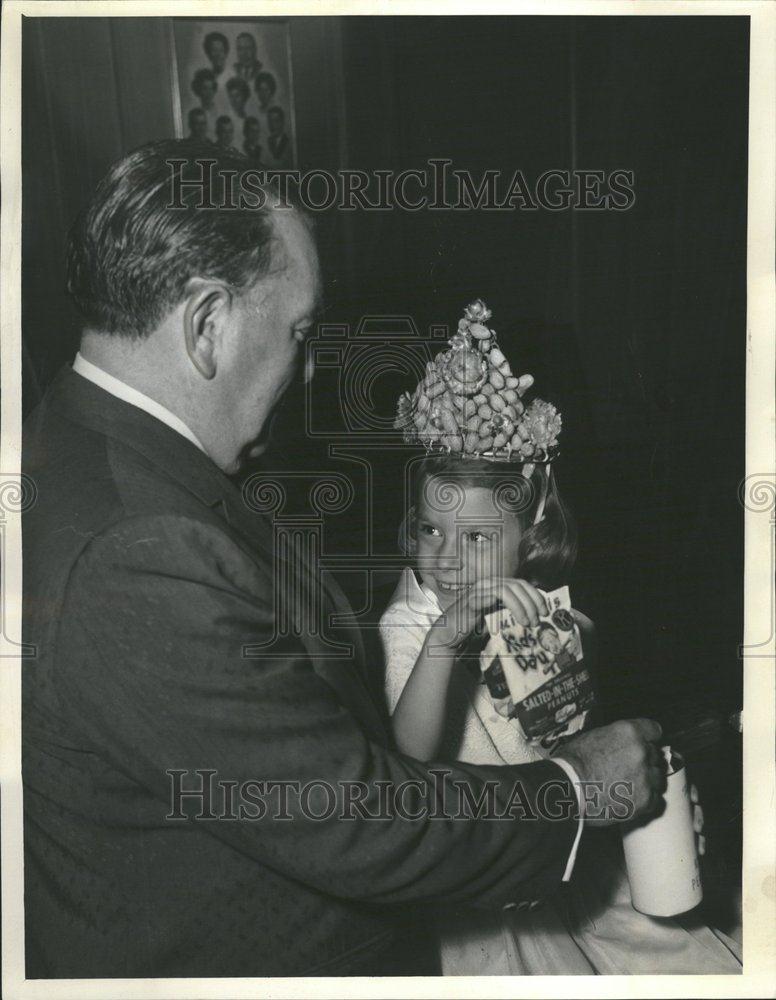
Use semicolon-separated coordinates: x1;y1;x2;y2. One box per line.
381;300;742;975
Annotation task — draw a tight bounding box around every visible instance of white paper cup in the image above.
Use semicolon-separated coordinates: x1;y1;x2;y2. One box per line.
622;747;703;917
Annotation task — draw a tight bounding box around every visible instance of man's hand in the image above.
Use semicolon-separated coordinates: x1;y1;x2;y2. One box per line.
558;719;666;826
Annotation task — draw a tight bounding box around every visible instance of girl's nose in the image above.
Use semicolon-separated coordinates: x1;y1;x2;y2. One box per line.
439;533;465;572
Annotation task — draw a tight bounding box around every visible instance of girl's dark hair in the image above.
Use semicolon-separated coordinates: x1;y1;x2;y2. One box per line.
410;454;577;590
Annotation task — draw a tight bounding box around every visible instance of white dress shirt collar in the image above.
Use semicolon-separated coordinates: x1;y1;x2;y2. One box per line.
72;352;207;455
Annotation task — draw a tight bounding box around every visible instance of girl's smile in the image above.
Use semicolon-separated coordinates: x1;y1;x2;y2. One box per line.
436;580;474;595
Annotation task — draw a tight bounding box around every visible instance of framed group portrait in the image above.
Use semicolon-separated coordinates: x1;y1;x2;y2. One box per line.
170;17;297;168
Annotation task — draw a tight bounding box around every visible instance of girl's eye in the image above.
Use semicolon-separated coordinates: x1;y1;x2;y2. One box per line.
418;522;441;537
467;530;491;544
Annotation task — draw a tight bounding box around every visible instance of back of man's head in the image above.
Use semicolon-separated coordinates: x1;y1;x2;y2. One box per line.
66;140;286;340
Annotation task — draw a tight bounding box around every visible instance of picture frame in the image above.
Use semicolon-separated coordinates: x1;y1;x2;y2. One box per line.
169;17;297;168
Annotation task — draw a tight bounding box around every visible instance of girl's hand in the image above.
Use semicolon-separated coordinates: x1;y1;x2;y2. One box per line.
428;577;548;651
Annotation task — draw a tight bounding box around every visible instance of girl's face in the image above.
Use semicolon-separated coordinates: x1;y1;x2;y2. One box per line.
414;479;522;609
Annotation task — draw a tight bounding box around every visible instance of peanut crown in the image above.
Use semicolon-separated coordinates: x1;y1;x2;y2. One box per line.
394;299;562;462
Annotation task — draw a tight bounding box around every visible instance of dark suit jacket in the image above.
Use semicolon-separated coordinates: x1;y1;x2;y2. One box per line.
22;367;578;978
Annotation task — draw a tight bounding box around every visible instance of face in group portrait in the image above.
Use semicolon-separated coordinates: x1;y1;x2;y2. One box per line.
243;116;262;162
215;115;235;149
202;31;229;76
267;105;289;162
226;77;250;119
187;107;209;142
254;71;277;111
234;31;262;80
191;68;217;111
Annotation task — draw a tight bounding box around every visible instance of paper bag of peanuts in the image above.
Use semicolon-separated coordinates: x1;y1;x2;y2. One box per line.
479;586;595;747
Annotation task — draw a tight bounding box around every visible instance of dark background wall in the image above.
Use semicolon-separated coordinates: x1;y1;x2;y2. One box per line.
22;15;748;727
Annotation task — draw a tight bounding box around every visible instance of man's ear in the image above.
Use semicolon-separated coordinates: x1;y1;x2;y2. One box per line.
183;280;232;379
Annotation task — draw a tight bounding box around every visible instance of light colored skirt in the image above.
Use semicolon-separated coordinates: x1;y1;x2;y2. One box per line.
438;836;742;976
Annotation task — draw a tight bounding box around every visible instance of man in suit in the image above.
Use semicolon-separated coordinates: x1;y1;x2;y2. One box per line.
266;104;291;167
22;140;664;978
187;107;210;144
214;115;235;151
234;31;263;82
242;116;264;166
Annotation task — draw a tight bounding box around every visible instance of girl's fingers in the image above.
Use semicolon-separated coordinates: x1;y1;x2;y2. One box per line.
692;803;705;834
505;579;546;623
466;578;544;626
446;574;549;642
508;578;548;619
467;579;522;620
495;582;535;626
467;577;503;601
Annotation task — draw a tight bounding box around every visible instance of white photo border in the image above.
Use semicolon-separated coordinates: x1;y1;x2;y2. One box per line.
1;2;774;998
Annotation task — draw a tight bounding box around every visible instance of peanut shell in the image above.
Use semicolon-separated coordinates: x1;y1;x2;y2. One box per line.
469;323;490;339
440;409;459;434
464;431;479;453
